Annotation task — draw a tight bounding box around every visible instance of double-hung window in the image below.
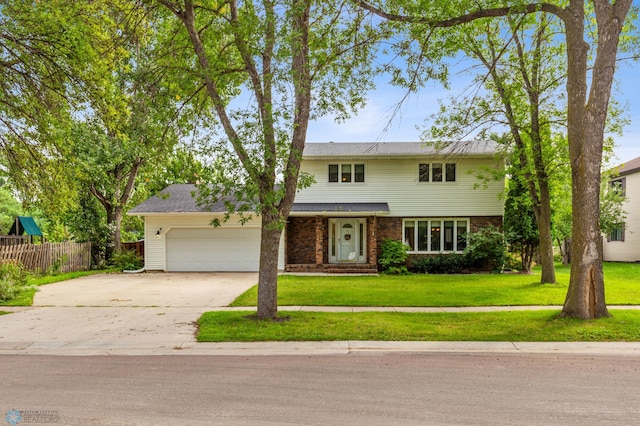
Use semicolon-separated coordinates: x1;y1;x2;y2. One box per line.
403;219;468;252
418;163;456;182
329;163;365;183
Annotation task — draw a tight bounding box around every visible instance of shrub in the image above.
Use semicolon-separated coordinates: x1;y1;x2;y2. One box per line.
409;254;469;274
379;239;410;274
463;226;507;273
0;260;30;302
110;250;143;271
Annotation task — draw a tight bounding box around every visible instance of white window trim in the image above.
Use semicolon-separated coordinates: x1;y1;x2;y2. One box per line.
403;218;469;253
417;162;457;183
328;162;366;184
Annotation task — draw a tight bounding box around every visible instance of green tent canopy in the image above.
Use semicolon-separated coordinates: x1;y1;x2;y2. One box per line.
9;216;43;237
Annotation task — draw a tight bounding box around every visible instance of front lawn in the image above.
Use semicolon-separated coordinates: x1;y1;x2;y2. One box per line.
231;263;640;307
197;309;640;342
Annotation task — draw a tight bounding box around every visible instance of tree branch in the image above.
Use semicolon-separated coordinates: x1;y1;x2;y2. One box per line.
356;1;569;27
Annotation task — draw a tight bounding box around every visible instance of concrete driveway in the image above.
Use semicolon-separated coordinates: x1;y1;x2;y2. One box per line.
33;272;258;307
0;272;257;355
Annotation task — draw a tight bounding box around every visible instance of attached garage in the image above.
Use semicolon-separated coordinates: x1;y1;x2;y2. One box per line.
165;227;261;272
129;184;285;272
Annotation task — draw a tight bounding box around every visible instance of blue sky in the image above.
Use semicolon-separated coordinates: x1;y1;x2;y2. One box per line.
307;54;640;166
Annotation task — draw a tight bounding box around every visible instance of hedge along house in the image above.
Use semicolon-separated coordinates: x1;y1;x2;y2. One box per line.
129;141;505;273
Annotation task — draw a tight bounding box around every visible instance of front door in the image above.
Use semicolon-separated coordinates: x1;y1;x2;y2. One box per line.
329;218;366;263
339;221;356;261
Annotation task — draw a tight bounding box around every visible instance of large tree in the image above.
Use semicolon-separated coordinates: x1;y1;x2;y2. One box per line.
359;0;635;319
154;0;381;319
424;15;566;284
0;1;140;204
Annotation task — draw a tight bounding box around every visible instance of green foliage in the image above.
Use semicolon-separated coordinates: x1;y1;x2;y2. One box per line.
409;254;469;274
110;250;143;271
0;188;23;234
379;239;409;274
0;261;31;302
504;175;539;272
464;226;507;273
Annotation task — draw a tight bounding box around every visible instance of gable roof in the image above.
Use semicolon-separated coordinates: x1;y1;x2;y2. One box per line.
303;141;499;159
614;156;640;177
129;184;242;214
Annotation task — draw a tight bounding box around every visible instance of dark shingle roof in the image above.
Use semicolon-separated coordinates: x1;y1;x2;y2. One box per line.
303;141;499;158
615;156;640;176
129;184;390;215
129;184;236;214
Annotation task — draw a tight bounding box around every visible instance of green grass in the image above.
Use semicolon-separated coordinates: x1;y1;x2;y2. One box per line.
197;309;640;342
231;263;640;307
1;270;106;306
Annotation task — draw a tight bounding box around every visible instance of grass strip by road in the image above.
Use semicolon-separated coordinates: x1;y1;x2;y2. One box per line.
197;310;640;342
231;263;640;307
2;270;106;306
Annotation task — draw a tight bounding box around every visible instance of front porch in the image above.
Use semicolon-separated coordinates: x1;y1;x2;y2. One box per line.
284;215;386;274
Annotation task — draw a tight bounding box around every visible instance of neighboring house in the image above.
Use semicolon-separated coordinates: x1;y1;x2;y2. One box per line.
603;156;640;262
129;141;505;272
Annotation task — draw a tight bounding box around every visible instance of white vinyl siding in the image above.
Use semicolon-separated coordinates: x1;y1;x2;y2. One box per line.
604;172;640;262
296;158;504;217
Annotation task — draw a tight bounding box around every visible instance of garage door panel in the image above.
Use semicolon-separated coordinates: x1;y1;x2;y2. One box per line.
166;227;260;272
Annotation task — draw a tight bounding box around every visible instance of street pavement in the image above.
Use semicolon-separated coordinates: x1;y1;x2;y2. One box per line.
1;272;640;356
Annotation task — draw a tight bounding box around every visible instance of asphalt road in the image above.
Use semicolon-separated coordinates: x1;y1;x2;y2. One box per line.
2;353;639;425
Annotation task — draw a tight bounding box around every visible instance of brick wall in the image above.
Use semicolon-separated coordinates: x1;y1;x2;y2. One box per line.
375;217;402;260
470;216;503;232
286;217;316;264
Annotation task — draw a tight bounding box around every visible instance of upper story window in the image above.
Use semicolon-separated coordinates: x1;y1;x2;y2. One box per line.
610;178;626;196
329;163;365;183
419;163;456;182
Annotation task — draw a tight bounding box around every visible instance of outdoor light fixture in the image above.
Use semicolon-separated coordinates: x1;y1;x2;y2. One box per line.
156;229;162;239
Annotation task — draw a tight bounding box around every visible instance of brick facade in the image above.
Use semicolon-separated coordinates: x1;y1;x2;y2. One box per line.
286;217;316;264
285;215;503;273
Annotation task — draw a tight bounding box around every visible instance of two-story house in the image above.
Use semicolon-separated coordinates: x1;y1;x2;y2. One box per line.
603;155;640;262
129;142;505;272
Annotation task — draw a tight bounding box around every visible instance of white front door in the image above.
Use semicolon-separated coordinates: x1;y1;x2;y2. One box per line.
339;221;357;261
329;218;366;263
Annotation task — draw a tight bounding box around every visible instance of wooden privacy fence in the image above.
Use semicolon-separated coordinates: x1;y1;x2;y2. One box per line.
121;240;144;259
0;242;92;273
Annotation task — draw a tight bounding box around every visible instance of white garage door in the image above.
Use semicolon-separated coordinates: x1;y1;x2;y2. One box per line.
166;227;261;272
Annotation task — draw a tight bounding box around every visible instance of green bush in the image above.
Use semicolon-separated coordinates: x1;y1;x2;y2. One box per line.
379;239;410;274
409;254;469;274
110;250;143;271
464;226;507;273
0;261;30;302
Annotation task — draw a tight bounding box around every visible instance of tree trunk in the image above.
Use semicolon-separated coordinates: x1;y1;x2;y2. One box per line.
113;206;123;253
560;0;630;318
537;188;556;283
256;214;283;320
